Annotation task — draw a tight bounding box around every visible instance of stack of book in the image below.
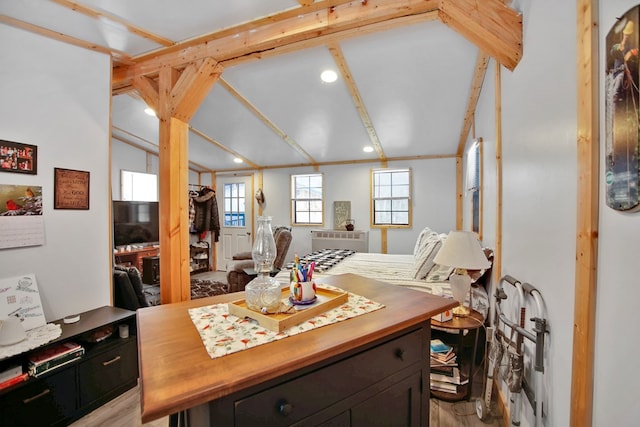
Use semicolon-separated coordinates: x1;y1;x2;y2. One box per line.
27;341;85;377
429;339;468;394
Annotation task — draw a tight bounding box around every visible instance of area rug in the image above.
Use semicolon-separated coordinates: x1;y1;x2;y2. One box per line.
190;279;229;299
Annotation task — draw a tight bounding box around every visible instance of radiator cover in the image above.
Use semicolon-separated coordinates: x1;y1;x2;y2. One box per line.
311;230;369;252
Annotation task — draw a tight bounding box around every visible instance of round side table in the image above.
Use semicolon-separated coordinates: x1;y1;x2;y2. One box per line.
430;309;484;401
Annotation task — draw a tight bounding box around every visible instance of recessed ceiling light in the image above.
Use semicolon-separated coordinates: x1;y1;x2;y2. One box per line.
321;69;338;83
233;157;243;163
363;146;374;153
144;108;156;117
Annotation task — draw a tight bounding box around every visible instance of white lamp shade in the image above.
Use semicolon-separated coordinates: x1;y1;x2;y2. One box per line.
433;230;490;270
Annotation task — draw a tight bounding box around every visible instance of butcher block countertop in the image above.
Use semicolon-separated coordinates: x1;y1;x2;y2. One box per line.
136;273;456;422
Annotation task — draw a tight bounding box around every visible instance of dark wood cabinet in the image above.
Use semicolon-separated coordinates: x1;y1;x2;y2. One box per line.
0;367;76;427
210;328;429;426
114;246;159;277
0;306;138;426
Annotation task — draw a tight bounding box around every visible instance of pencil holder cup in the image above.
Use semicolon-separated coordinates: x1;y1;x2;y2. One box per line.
290;280;316;302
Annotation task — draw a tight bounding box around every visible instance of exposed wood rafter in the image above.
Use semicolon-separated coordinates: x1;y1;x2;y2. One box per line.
456;51;490;155
328;42;386;161
0;14;133;64
112;0;521;91
438;0;522;71
218;78;318;166
48;0;175;48
113;124;213;172
189;126;261;170
169;57;223;122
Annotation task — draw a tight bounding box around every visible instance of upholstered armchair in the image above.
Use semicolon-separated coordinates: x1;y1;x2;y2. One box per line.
226;228;292;293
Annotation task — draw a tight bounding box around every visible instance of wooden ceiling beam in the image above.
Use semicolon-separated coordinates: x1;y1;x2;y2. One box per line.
438;0;522;71
113;0;521;91
0;14;133;64
112;0;442;90
170;57;223;122
456;51;490;155
112;128;209;172
132;76;159;113
328;42;386;161
189;126;261;170
48;0;175;47
218;78;318;166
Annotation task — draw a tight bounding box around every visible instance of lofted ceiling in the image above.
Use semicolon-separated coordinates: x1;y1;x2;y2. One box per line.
0;0;522;173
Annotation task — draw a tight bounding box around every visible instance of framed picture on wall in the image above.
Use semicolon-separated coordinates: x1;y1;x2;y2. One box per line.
54;168;90;210
0;140;37;175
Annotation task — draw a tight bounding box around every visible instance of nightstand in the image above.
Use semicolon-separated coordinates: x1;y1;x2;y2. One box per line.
430;309;484;401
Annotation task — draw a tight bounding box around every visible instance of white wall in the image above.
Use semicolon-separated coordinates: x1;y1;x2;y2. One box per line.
476;0;578;424
0;26;112;321
106;153;457;272
596;2;640;425
471;1;640;426
234;159;457;261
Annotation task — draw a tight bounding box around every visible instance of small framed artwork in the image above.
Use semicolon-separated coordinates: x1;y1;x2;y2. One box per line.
0;139;37;175
54;168;90;210
333;201;351;230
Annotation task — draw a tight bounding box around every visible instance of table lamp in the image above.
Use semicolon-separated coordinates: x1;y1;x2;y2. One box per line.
433;231;490;316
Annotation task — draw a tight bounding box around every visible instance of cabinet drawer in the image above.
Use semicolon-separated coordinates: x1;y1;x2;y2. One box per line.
235;330;422;426
1;367;77;427
78;338;138;407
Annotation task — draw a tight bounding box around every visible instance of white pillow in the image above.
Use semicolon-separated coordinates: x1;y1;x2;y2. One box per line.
413;227;433;258
425;232;454;282
412;231;442;279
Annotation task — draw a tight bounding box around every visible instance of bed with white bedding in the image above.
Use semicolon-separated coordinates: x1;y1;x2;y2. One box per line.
277;228;493;318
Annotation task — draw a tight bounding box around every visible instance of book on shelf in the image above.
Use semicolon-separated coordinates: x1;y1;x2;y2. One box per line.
431;348;455;362
430;379;459;393
430;367;469;385
430;356;458;367
28;341;85;377
430;339;452;354
0;372;29;391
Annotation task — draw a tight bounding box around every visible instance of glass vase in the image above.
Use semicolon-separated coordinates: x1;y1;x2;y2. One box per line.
245;216;281;313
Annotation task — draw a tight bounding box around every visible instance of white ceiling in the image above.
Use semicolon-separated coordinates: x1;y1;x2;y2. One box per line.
1;0;487;172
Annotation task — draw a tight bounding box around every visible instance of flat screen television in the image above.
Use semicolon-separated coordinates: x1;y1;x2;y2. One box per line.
113;200;159;247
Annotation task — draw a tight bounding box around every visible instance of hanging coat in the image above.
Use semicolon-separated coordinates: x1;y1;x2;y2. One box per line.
192;188;220;241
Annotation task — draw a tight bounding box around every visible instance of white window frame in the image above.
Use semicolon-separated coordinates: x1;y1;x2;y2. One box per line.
223;182;246;227
290;173;324;226
371;168;412;228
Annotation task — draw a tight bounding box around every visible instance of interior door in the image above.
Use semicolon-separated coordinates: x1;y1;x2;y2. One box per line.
217;175;253;270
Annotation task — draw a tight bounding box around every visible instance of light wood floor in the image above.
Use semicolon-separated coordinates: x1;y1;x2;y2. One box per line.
70;383;503;427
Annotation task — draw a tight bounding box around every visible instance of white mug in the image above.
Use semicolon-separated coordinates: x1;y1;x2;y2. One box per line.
118;324;129;339
290;280;316;302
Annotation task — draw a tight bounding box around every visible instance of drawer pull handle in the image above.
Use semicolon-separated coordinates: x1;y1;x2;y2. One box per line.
277;400;294;416
23;388;50;404
103;355;122;366
395;348;405;361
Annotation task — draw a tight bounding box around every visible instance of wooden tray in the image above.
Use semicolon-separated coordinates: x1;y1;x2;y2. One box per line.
227;287;348;333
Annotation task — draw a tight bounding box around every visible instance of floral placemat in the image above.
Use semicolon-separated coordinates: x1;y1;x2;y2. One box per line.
188;285;384;359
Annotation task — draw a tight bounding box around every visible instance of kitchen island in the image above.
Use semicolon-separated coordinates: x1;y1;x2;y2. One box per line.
137;273;456;426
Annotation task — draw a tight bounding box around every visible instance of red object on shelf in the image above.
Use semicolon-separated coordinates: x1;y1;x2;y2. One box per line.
0;373;28;391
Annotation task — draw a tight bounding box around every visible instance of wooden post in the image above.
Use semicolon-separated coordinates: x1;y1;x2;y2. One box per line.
571;0;598;425
141;59;223;304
